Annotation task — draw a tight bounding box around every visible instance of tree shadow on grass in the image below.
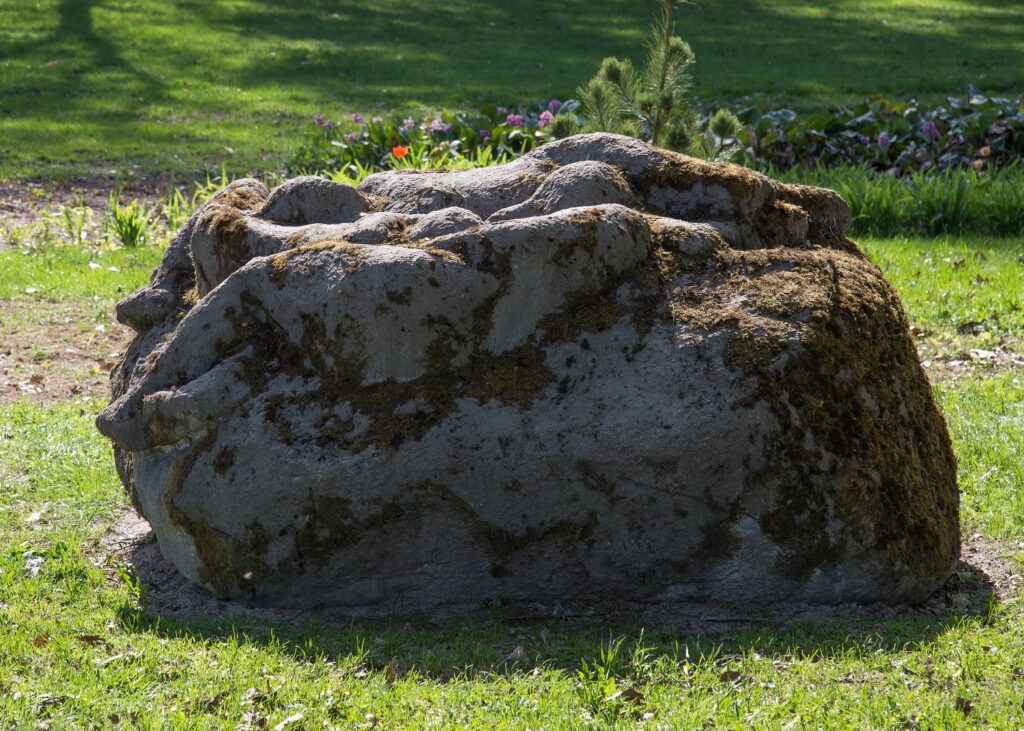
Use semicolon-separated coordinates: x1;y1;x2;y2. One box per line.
168;0;1024;110
1;0;166;101
110;513;1013;679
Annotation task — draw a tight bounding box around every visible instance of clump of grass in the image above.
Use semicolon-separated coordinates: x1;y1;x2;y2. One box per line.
106;191;152;248
58;203;93;245
776;164;1024;238
160;187;190;233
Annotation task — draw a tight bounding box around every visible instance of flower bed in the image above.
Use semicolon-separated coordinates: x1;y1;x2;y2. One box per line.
289;99;577;174
738;90;1024;175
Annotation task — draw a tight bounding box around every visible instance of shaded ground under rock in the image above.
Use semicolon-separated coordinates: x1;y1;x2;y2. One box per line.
102;509;1020;632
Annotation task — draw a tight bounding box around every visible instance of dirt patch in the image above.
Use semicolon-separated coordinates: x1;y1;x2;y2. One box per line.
0;301;132;403
916;333;1024;382
0;179;172;247
102;509;1021;631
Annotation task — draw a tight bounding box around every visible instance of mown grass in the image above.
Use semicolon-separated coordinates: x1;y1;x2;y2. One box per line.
939;372;1024;541
0;244;162;305
860;236;1024;337
1;233;1022;726
1;376;1022;728
2;0;1023;179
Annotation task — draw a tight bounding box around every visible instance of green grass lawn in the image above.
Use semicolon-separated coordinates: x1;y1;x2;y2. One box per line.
862;236;1024;337
0;392;1021;727
1;233;1023;727
2;0;1022;179
0;243;162;306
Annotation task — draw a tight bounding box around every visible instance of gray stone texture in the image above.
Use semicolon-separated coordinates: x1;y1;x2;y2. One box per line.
98;134;959;615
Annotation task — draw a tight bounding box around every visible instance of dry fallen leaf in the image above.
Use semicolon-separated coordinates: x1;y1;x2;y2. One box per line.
505;645;530;664
239;711;267;730
719;670;744;684
619;686;645;705
32;632;50;647
273;712;304;730
76;634;105;645
955;697;974;715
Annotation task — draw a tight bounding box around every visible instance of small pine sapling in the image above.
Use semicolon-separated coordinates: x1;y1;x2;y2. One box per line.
571;0;743;162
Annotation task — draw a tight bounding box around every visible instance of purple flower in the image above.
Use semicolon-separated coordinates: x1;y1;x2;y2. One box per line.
496;106;508;115
315;114;325;126
480;129;492;142
506;113;525;127
548;99;562;113
404;117;416;129
431;117;445;132
352;113;364;124
324;121;336;131
858;134;870;146
346;132;358;141
922;120;941;141
878;131;892;150
443;122;453;133
538;110;554;128
372;116;383;124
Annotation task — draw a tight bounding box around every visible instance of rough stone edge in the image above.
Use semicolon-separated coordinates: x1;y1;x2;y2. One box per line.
101;510;1017;630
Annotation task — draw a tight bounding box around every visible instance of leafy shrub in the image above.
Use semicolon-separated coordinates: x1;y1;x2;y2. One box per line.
288;100;576;175
739;88;1024;174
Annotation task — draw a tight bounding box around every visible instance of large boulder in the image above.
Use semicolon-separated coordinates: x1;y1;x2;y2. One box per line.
97;134;959;615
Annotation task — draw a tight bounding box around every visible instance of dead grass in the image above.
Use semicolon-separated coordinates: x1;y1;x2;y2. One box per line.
0;301;130;403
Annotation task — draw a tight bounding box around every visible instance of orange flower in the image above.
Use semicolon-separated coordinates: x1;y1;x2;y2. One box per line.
980;145;992;157
392;145;409;159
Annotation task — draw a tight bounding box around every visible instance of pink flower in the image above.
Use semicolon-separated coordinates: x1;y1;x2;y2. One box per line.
506;113;525;127
538;110;554;128
346;132;358;141
404;117;416;129
352;113;364;124
431;118;445;132
372;116;383;124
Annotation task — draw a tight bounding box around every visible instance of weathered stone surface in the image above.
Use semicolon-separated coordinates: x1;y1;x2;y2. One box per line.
97;134;959;615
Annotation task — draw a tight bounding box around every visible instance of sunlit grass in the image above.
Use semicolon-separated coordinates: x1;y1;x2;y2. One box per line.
2;0;1022;178
0;393;1022;728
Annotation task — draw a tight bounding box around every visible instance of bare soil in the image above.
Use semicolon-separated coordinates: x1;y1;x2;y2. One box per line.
917;336;1024;382
0;301;132;403
0;179;172;247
